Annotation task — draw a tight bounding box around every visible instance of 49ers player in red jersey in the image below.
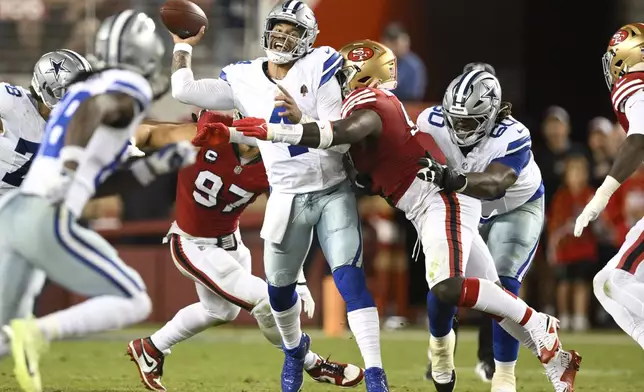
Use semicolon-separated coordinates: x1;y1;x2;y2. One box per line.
198;40;580;392
124;111;364;391
574;23;644;352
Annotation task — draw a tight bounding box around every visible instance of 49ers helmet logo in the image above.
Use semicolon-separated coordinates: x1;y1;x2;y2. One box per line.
348;47;374;62
610;30;629;46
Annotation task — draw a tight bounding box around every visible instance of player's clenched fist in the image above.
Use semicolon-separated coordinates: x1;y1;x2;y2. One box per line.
192;122;231;147
416;155;467;193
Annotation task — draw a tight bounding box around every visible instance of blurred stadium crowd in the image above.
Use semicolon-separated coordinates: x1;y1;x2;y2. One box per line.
0;0;635;334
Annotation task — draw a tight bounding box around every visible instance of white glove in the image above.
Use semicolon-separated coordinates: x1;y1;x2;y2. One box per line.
131;141;197;186
123;137;146;161
574;176;620;237
295;283;315;318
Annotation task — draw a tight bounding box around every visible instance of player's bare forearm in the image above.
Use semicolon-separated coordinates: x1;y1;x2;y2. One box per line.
462;162;517;199
135;123;196;149
298;109;381;147
608;134;644;183
172;50;191;73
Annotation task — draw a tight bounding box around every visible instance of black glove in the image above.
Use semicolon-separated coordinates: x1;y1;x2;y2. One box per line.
352;173;378;196
416;156;467;192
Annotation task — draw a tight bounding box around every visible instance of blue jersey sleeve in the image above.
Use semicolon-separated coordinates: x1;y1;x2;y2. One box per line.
319;47;343;88
492;135;531;175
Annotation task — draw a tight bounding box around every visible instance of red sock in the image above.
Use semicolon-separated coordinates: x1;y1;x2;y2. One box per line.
458;278;534;326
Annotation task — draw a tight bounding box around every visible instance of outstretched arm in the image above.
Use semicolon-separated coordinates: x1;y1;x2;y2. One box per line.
268;109;382;148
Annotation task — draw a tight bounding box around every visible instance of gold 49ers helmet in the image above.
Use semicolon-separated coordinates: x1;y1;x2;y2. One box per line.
337;40;397;97
603;23;644;89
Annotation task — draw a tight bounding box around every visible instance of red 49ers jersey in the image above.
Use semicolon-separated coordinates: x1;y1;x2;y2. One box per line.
342;87;427;203
611;71;644;132
175;144;269;238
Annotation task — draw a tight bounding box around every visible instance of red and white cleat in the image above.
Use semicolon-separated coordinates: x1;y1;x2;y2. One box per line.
544;350;582;392
127;337;167;391
305;354;365;388
529;313;561;364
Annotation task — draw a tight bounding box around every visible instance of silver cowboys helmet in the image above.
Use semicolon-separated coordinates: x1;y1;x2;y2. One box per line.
91;10;164;79
442;70;502;147
31;49;92;109
261;0;319;64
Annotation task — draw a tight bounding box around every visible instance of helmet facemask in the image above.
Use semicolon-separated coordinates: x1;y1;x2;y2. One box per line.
263;20;310;64
444;108;497;147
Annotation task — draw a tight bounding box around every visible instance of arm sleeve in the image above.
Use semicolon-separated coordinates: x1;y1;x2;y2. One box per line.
171;68;236;110
625;90;644;137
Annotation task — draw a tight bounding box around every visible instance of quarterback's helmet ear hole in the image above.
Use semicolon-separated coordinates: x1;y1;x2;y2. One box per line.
358;76;370;83
616;60;624;67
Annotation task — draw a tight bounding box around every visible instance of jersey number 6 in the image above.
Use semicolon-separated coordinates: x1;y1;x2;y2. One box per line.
193;170;254;212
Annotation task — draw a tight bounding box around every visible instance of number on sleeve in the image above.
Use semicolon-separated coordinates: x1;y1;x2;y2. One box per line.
4;85;22;97
428;106;445;127
2;138;40;187
270;106;308;157
193;170;255;212
489;118;518;138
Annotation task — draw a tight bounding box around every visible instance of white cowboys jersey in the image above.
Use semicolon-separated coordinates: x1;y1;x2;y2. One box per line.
220;47;346;193
0;83;46;195
417;106;544;219
21;69;152;216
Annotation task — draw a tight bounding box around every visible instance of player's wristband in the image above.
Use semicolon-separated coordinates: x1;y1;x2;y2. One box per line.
268;123;304;145
597;175;621;198
173;43;193;55
316;120;333;149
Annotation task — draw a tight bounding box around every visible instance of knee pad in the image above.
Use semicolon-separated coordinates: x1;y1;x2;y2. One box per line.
251;298;275;328
593;268;611;297
499;276;521;296
268;283;298;312
332;265;375;312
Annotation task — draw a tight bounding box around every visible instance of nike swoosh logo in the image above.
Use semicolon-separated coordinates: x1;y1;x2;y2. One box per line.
517;128;525;133
141;344;156;369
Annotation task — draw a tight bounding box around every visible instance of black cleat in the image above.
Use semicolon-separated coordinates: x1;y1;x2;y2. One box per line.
431;369;456;392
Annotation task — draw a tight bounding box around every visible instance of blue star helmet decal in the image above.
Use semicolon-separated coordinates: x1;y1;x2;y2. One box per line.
45;58;71;81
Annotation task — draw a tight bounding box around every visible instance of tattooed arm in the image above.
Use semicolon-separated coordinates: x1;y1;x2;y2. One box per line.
169;28;236;110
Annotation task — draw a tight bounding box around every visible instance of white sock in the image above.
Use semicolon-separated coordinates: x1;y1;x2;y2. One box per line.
494;360;516;376
461;278;535;326
498;318;538;356
271;300;302;350
347;307;382;369
150;303;224;352
304;352;319;370
430;330;455;384
36;294;151;341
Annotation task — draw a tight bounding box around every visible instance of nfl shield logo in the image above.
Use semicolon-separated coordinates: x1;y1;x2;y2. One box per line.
234;165;243;174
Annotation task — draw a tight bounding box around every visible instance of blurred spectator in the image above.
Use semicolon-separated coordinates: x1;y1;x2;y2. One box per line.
587;116;615;187
534;106;587;206
548;155;597;332
381;22;427;101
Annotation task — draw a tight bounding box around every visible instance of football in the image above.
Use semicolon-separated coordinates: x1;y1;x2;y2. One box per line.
159;0;208;39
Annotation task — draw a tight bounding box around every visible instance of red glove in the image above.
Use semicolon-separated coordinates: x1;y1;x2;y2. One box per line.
192;123;231;148
233;117;269;140
193;110;233;130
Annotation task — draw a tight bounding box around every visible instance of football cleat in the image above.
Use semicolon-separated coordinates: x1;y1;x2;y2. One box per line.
305;354;364;387
544;349;582;392
474;361;494;383
528;313;561;364
429;330;457;391
3;317;48;392
364;367;389;392
281;333;311;392
127;338;167;391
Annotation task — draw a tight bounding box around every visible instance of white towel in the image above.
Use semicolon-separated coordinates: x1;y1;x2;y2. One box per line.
260;191;295;244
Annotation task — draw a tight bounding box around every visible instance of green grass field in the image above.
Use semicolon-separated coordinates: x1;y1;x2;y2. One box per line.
0;327;642;391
